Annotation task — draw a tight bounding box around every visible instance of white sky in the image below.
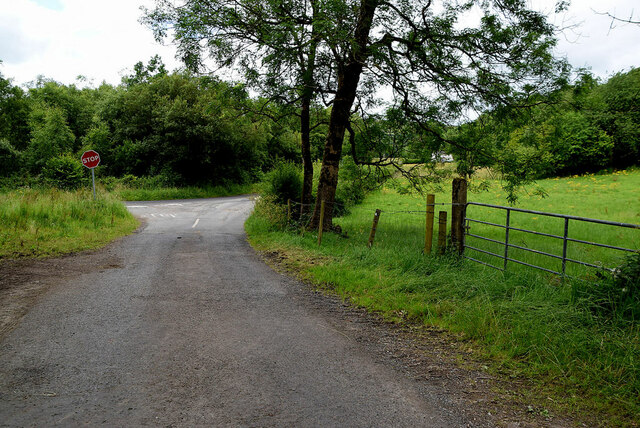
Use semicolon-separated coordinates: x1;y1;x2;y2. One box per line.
0;0;639;87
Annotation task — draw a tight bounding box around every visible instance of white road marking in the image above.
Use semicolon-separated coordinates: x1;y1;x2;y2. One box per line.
170;214;176;218
163;203;184;206
128;205;148;208
192;218;200;229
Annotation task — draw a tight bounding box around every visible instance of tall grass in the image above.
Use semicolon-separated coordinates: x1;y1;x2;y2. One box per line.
113;183;255;201
96;174;256;201
0;188;138;259
246;168;640;426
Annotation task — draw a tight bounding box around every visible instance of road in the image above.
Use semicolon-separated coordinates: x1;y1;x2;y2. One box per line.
0;196;485;427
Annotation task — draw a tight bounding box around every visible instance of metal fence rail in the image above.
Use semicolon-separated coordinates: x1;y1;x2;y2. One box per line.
463;202;640;277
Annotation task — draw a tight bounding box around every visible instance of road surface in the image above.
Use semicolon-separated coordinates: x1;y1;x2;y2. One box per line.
0;196;487;426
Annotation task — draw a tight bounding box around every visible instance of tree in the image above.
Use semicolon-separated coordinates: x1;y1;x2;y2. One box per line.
0;71;31;151
95;72;280;184
308;0;568;227
591;68;640;168
146;0;568;227
26;104;75;173
28;79;95;151
122;55;168;87
143;0;330;213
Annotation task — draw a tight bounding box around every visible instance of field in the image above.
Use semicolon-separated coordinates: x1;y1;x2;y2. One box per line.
246;168;640;426
365;168;640;278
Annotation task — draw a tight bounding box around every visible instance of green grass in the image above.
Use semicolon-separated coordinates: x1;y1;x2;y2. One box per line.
0;180;255;259
0;188;139;259
112;183;255;201
386;168;640;277
246;168;640;426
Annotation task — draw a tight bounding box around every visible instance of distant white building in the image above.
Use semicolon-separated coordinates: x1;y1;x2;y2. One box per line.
431;152;454;163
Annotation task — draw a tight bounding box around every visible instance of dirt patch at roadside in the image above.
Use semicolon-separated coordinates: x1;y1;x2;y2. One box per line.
0;249;122;342
0;222;146;342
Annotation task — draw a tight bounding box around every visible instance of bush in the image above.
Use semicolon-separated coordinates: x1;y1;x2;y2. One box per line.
42;154;87;190
265;162;302;204
574;253;640;323
252;195;288;230
0;139;21;176
333;156;376;217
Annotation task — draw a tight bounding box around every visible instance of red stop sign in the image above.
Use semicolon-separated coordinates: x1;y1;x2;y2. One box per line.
81;150;100;169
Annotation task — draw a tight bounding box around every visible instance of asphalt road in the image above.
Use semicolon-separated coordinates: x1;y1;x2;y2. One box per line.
0;196;482;427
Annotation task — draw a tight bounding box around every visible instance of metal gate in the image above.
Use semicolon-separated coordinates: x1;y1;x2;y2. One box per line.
463;202;640;277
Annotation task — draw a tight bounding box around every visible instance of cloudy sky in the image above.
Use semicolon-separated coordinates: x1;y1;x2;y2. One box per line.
1;0;639;87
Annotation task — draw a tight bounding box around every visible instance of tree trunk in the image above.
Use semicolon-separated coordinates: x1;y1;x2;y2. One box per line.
309;0;379;229
309;67;360;229
300;0;319;216
300;97;313;215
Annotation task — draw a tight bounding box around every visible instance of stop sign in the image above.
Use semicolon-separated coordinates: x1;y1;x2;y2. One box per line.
81;150;100;169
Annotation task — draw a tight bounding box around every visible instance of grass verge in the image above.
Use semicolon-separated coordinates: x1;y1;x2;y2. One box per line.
112;183;255;201
0;188;139;259
246;169;640;427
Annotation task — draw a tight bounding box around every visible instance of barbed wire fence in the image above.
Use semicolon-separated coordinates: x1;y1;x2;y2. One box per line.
284;193;468;251
279;175;639;280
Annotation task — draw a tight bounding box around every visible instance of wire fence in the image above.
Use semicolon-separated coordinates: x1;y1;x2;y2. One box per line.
285;195;639;281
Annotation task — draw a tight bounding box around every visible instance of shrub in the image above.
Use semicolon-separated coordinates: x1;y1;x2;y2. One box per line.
265;162;302;204
0;139;21;176
334;156;377;217
119;174;141;188
574;253;640;323
252;195;288;230
42;154;87;190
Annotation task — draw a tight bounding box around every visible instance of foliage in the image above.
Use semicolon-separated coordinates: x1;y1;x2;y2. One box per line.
0;72;30;151
264;162;303;205
0;65;301;189
96;73;280;185
576;253;640;323
250;195;289;231
333;156;376;217
121;55;168;87
0;139;21;176
25;104;75;172
41;154;86;190
1;61;638;200
593;68;640;169
457;68;640;185
27;78;95;149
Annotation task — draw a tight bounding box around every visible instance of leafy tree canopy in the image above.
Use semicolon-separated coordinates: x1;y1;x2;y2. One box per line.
144;0;571;225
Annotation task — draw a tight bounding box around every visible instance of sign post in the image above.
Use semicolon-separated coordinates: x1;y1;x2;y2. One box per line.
81;150;100;200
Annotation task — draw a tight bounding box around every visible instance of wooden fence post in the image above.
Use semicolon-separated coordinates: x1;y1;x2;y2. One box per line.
451;178;468;255
368;209;382;248
425;194;435;254
438;211;447;255
317;200;325;246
